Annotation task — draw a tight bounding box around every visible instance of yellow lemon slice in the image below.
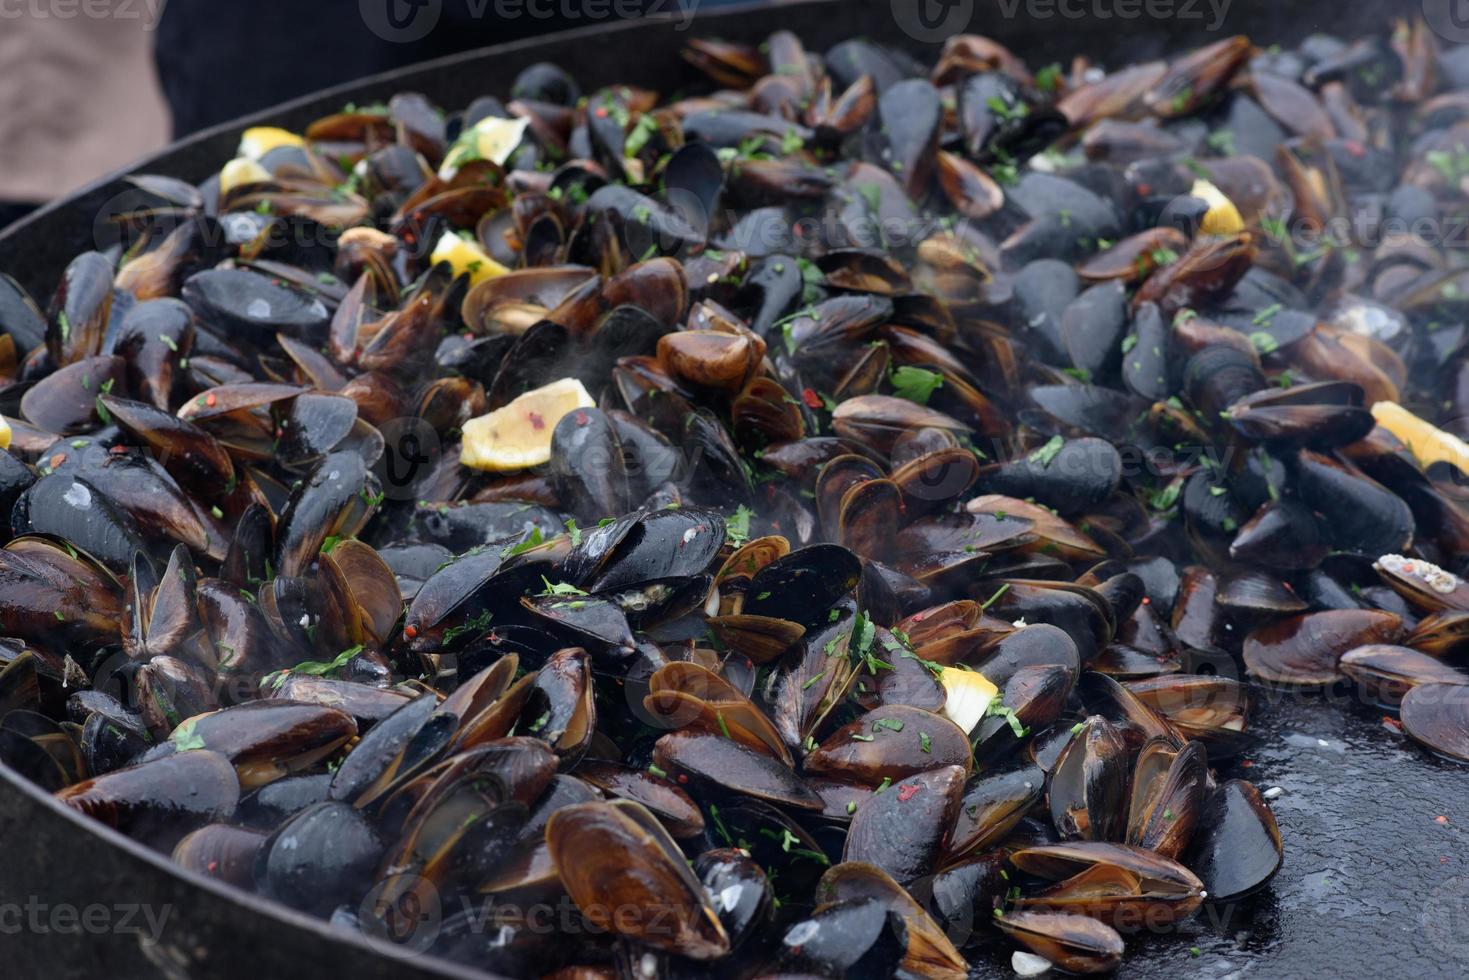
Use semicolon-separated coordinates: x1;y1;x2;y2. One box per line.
238;127;304;161
0;414;11;451
219;158;273;197
1371;401;1469;474
429;231;509;287
439;115;530;179
1191;178;1245;236
461;378;595;473
938;666;999;734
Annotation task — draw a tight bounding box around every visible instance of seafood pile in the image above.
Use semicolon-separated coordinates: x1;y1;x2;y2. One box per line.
3;13;1469;978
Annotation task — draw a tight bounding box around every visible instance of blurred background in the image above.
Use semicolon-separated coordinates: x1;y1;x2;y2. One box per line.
0;0;738;228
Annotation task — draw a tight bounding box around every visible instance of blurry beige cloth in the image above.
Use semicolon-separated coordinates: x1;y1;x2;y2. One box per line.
0;1;170;202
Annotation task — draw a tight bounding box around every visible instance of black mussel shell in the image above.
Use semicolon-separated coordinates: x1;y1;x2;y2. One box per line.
1183;778;1283;902
255;800;385;916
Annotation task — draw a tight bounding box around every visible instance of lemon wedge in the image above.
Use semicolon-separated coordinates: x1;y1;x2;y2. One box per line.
0;414;11;451
219;158;272;196
1371;401;1469;475
938;666;998;735
439;115;530;179
238;127;304;161
429;231;509;287
461;378;595;472
1191;178;1245;236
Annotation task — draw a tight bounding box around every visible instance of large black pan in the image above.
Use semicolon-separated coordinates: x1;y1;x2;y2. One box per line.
1;1;1462;978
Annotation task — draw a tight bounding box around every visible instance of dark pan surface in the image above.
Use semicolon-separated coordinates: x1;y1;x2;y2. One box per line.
1;1;1462;977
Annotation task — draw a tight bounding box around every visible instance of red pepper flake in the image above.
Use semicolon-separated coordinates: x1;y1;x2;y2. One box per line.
792;222;806;237
1344;140;1367;158
1435;815;1449;825
574;410;590;426
1137;182;1152;196
205;392;218;408
528;411;545;430
1141;596;1151;605
207;861;219;873
677;774;688;785
109;444;127;454
594;106;608;119
49;453;65;469
1382;716;1404;733
802;387;822;409
897;783;921;802
403;624;419;640
1239;759;1254;768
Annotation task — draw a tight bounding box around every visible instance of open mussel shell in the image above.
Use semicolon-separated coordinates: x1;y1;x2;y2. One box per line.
547;800;731;959
372;759;528;924
644;660;791;765
1183;778;1283;902
995;910;1125;974
1339;645;1468;707
1373;554;1469;615
814;862;969;980
160;699;358;790
1125;738;1206;860
1224;380;1374;449
1243;609;1404;686
1;708;83;790
1012;840;1205;930
1124;674;1249;756
329;692;456;806
1399;682;1469;762
1048;716;1129;842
